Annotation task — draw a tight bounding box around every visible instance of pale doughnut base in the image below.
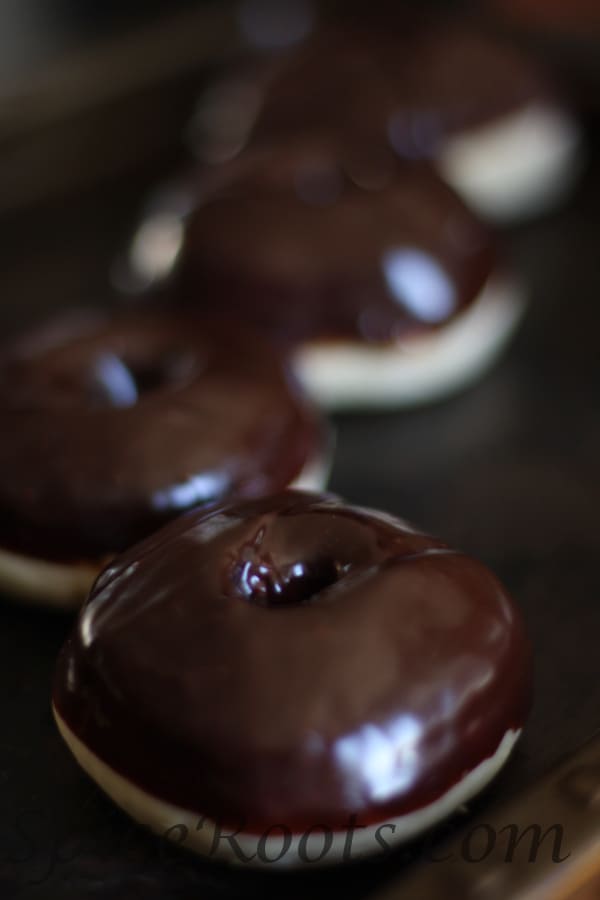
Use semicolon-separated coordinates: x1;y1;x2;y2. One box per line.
0;548;102;610
293;276;525;411
438;103;583;223
0;454;330;610
53;705;520;869
290;447;333;493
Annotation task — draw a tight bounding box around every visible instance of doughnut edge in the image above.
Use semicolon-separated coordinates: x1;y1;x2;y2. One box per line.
53;704;521;869
438;102;584;223
292;275;526;411
0;547;101;610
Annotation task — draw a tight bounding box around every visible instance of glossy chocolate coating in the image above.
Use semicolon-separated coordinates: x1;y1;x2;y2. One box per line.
0;315;322;561
54;491;532;830
177;150;494;344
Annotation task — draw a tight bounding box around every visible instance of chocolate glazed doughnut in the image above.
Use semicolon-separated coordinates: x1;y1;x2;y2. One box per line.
53;491;532;867
0;315;327;607
168;146;525;409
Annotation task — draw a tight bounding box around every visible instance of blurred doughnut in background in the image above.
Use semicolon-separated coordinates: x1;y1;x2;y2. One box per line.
184;10;583;222
128;147;525;410
115;0;592;411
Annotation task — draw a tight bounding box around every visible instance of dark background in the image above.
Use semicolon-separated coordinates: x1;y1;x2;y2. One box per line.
0;2;599;898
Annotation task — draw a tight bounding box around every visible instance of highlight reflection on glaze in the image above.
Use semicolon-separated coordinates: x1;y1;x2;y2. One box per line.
382;248;456;323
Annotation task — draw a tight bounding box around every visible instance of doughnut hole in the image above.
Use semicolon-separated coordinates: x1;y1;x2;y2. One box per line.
231;554;345;607
1;323;202;411
224;503;443;608
86;348;199;408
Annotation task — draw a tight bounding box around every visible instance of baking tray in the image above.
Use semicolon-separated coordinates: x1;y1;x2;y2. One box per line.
0;7;599;900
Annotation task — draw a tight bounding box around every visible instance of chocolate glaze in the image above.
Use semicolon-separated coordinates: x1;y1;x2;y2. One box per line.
248;19;555;160
366;21;555;153
54;491;532;831
0;316;322;562
176;150;495;344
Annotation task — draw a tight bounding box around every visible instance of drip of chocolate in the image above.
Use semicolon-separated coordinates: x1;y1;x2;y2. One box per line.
0;316;323;561
54;491;532;831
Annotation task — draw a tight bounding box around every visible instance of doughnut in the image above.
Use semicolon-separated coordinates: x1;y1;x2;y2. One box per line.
53;490;532;868
145;145;524;410
181;19;581;223
246;21;583;223
0;315;328;608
